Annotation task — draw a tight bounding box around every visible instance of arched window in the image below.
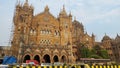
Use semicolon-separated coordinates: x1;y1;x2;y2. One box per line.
30;29;33;35
18;26;21;31
30;29;36;35
54;30;60;36
33;30;36;35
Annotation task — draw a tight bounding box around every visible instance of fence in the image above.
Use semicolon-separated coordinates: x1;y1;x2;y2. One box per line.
6;64;120;68
90;65;120;68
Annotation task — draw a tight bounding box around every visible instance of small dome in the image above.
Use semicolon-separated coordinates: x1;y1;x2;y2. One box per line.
102;34;111;41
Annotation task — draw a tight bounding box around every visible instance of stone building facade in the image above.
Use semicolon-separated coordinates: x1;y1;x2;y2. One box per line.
72;20;95;49
10;0;95;63
101;35;115;61
111;35;120;63
101;34;120;63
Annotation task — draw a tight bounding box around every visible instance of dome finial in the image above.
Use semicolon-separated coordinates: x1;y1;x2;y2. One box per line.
74;16;76;20
69;11;72;17
23;0;29;7
44;5;49;12
117;33;119;36
63;5;65;11
62;5;66;14
26;0;28;3
59;5;67;16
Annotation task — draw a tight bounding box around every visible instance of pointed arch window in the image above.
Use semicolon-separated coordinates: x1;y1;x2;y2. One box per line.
30;29;36;35
54;30;60;36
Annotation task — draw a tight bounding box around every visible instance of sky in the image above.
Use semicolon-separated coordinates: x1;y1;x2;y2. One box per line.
0;0;120;46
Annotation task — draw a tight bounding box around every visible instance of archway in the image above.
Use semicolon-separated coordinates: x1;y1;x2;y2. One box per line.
61;55;66;62
43;54;51;63
34;55;40;64
53;55;59;62
23;55;30;63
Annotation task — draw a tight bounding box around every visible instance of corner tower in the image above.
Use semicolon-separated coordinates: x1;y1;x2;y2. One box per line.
11;0;34;57
58;5;72;46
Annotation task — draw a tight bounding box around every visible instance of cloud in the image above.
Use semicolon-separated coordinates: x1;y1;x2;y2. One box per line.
67;0;120;24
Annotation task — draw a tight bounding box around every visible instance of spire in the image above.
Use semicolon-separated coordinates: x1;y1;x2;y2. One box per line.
63;5;65;12
117;33;119;37
115;33;120;41
16;0;21;10
85;32;88;35
92;33;95;37
17;0;20;4
69;11;72;17
105;33;107;36
59;5;67;16
26;0;28;3
16;0;20;6
116;33;120;39
74;16;76;21
44;5;49;12
30;4;34;9
23;0;29;7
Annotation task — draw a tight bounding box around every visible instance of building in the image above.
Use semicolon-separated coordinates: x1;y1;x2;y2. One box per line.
72;20;95;49
101;34;120;63
111;34;120;63
10;0;95;63
101;34;115;62
0;46;11;57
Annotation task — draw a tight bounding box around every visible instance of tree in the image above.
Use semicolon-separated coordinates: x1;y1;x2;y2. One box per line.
88;55;102;59
79;45;91;58
100;50;109;59
92;45;109;59
77;44;109;59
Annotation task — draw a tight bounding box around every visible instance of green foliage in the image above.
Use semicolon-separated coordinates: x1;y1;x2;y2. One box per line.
78;44;109;59
88;54;102;59
100;50;109;59
80;46;90;58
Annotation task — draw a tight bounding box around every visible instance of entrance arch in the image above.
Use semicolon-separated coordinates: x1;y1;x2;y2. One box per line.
43;54;51;63
23;55;30;63
53;55;59;62
61;55;66;62
34;55;40;64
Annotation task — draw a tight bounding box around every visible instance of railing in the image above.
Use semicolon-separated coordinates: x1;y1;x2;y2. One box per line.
2;64;120;68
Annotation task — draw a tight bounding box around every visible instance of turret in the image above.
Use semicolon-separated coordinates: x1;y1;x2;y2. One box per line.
44;5;49;12
58;5;72;46
23;0;29;7
59;5;67;18
12;0;33;56
13;0;33;25
92;33;95;40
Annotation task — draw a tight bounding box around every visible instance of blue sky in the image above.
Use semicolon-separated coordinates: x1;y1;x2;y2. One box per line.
0;0;120;46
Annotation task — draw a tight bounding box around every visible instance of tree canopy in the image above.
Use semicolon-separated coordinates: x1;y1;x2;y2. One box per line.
78;44;109;59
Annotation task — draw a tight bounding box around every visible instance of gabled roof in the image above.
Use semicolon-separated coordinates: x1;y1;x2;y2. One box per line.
34;6;57;20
